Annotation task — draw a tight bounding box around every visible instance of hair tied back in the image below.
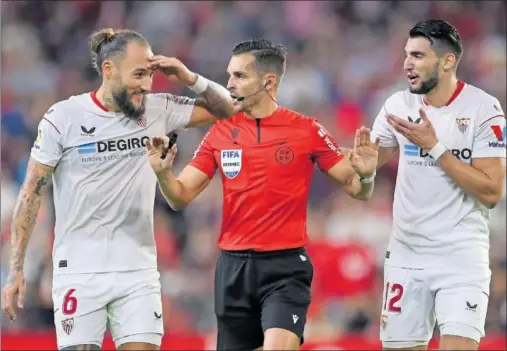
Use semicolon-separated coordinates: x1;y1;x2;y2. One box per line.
105;28;115;40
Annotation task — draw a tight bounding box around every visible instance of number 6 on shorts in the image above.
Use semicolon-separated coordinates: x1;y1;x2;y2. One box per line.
62;288;78;315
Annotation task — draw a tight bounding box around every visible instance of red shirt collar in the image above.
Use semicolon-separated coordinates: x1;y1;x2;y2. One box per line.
423;80;465;107
91;90;109;112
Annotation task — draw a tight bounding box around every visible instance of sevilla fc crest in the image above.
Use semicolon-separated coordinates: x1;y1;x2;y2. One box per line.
381;314;388;331
221;149;242;179
62;317;74;335
456;118;470;133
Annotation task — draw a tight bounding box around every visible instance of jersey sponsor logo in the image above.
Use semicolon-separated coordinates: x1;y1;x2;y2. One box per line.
455;118;470;133
78;142;97;154
317;125;338;152
490;125;506;148
221;149;242;179
408;116;421;124
466;301;478;311
78;136;150;155
275;145;294;165
36;129;42;143
404;143;472;165
81;125;96;136
34;129;43;149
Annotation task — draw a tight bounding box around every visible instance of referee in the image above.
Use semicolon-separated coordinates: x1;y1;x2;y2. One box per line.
146;39;379;350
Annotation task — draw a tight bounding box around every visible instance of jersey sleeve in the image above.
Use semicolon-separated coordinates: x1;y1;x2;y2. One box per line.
30;105;64;167
371;103;399;147
310;120;344;172
188;128;217;179
154;93;195;133
472;99;506;159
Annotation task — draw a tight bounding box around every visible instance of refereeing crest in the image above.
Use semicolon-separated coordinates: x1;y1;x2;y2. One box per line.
456;118;470;133
221;149;242;179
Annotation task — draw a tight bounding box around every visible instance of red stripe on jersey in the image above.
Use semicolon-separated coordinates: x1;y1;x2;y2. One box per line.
42;117;61;134
422;80;465;106
477;114;506;129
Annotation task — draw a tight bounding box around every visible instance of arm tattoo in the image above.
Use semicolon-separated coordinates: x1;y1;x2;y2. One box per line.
195;80;233;119
9;162;52;274
34;177;48;195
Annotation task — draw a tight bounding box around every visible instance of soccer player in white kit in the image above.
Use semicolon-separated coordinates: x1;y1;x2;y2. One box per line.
371;20;506;350
1;28;236;350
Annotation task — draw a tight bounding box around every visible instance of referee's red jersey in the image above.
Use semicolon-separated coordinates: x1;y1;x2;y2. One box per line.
189;107;344;251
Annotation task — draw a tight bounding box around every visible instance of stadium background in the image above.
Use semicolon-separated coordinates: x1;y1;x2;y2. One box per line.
1;1;505;349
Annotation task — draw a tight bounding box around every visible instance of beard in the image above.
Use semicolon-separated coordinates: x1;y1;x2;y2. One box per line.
112;87;146;120
409;66;440;95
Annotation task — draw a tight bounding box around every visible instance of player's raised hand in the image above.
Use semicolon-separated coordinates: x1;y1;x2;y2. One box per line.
349;126;380;177
146;136;177;175
147;56;196;86
387;109;438;150
2;270;26;321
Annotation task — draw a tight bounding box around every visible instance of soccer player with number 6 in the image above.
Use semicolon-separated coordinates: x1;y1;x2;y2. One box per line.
1;28;236;350
371;20;506;350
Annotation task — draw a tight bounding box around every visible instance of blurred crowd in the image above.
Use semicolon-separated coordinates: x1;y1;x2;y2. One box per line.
1;0;506;342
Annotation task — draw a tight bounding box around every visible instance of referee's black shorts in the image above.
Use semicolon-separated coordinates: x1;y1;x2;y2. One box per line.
214;247;314;350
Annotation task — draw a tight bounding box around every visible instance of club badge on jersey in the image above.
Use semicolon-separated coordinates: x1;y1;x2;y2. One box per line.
455;118;470;134
221;149;242;179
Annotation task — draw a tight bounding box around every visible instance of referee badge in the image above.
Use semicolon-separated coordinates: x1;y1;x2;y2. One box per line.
221;149;242;179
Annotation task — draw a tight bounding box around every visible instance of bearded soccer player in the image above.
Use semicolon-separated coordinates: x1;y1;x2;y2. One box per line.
1;28;236;350
145;39;380;350
370;19;506;350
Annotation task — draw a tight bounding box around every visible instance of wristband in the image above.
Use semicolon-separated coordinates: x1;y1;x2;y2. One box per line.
359;172;376;184
188;74;209;94
428;142;447;160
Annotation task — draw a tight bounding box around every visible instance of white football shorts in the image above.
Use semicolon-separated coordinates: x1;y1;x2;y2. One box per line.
52;268;163;349
380;264;490;348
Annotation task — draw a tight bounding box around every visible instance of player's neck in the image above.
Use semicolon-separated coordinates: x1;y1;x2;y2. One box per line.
96;86;120;112
244;97;279;119
423;76;460;108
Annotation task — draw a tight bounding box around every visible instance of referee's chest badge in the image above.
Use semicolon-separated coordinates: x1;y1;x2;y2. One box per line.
221;149;242;179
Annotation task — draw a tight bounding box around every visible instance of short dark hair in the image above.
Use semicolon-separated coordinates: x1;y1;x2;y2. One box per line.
232;39;288;83
89;28;149;76
409;19;463;62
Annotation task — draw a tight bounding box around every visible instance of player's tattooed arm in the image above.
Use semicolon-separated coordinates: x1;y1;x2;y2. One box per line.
194;78;235;120
9;157;54;273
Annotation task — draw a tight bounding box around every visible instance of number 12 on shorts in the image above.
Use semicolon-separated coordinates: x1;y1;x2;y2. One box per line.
384;282;404;313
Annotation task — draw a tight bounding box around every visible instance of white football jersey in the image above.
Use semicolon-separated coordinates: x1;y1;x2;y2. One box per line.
30;92;194;275
372;82;506;268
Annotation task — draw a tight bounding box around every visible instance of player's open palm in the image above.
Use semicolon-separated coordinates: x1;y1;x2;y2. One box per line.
146;136;177;175
2;270;26;321
349;127;380;177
